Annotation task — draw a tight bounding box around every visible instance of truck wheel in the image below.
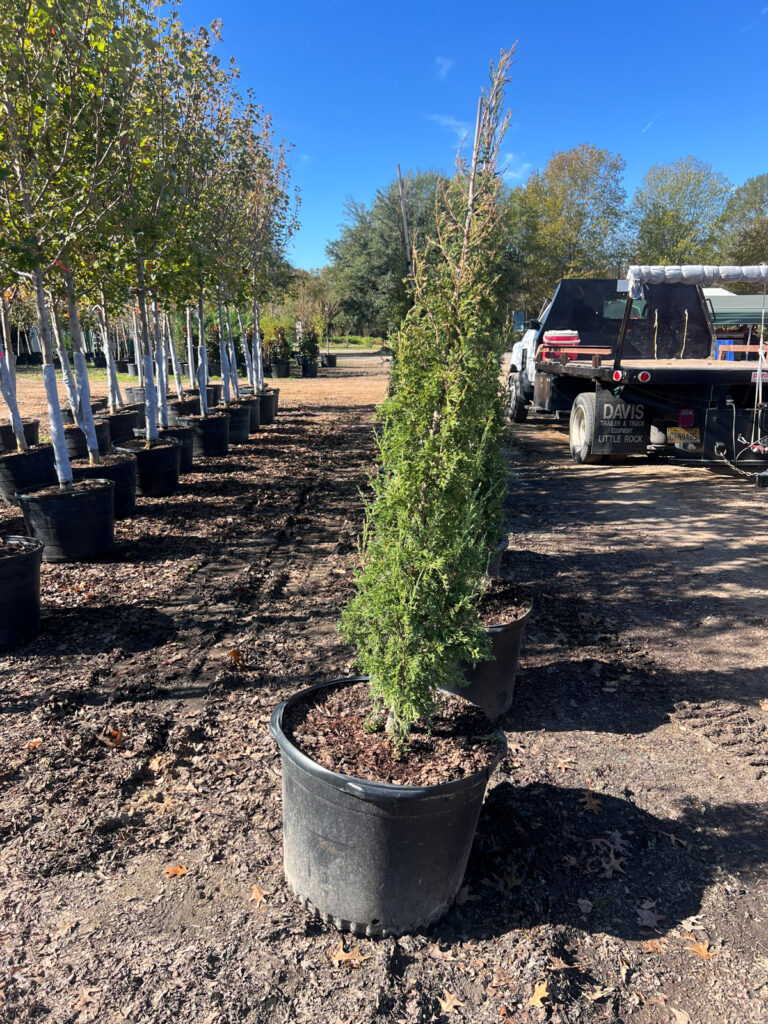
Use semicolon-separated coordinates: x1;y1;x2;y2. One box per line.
569;393;602;464
508;373;528;423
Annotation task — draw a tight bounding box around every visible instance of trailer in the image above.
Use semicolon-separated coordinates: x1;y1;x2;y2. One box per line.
508;265;768;475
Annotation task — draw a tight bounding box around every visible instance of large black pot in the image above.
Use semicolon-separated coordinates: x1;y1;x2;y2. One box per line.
321;353;337;368
0;445;57;506
258;390;275;426
18;480;115;562
63;419;111;459
443;604;533;720
0;419;39;453
206;383;223;408
214;402;250;443
122;402;146;427
71;453;137;519
270;677;505;937
270;362;290;378
133;426;194;474
238;395;261;432
177;413;229;458
115;359;129;373
167;397;200;425
0;535;43;650
124;385;145;404
106;409;140;444
301;360;318;378
113;438;180;498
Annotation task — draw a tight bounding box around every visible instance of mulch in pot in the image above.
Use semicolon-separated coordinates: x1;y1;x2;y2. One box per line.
479;578;532;626
284;680;503;787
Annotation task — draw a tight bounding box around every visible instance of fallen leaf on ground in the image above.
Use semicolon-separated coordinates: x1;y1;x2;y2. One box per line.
165;863;189;878
686;939;716;961
671;1010;692;1024
229;648;244;666
579;791;602;814
642;938;668;954
657;829;687;847
27;738;42;749
328;939;369;968
250;885;267;905
426;943;455;961
437;990;464;1013
96;728;124;748
73;988;99;1010
499;1006;511;1017
586;985;614;1001
528;981;549;1007
758;698;768;713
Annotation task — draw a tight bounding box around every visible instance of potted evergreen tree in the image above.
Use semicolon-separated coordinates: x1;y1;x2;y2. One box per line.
270;51;517;936
266;327;291;378
299;324;320;377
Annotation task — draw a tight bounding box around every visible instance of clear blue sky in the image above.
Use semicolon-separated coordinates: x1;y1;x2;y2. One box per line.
182;0;768;270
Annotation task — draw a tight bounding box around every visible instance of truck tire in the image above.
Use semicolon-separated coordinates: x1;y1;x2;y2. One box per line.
569;393;602;464
508;373;528;423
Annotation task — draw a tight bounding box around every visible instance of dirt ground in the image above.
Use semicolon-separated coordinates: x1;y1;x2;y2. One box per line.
1;362;767;1024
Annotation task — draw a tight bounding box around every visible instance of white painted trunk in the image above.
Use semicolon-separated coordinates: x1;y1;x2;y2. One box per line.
165;314;184;399
185;307;196;390
64;275;99;463
197;288;209;416
131;309;144;385
224;305;240;399
216;295;231;405
31;267;72;486
154;302;168;430
49;304;78;415
236;308;255;388
0;352;26;451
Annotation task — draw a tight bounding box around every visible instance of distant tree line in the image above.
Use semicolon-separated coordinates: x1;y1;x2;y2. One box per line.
323;146;768;332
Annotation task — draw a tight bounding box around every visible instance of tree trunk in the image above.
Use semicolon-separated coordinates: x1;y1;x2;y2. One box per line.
153;298;169;429
185;307;196;391
224;303;240;399
216;292;231;405
251;276;264;391
0;306;26;452
197;283;209;415
135;255;159;441
236;307;255;388
98;297;124;412
48;298;78;416
0;297;17;392
165;313;184;399
63;272;100;465
131;308;144;385
31;266;72;487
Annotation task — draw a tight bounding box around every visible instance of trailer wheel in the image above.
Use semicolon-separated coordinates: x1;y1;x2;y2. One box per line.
508;373;528;423
569;393;602;464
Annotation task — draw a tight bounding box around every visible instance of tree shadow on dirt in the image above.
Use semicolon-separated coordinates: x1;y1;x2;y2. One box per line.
436;780;767;943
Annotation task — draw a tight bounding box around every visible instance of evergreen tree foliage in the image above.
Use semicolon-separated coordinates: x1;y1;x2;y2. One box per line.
341;50;515;747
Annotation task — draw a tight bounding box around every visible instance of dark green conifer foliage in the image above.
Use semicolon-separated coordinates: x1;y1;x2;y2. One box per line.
341;50;515;746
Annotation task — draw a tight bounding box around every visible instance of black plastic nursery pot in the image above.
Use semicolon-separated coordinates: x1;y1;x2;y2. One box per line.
258;390;275;426
115;359;129;373
237;394;261;432
0;419;39;453
63;419;111;460
134;426;194;474
270;677;505;937
270;361;290;378
443;603;533;720
71;453;137;519
113;438;180;498
126;362;138;377
0;445;57;506
320;353;337;368
123;385;145;404
0;535;43;650
167;397;201;425
176;413;230;458
213;402;250;443
206;383;223;408
106;409;140;445
18;480;115;562
122;402;146;427
301;360;318;378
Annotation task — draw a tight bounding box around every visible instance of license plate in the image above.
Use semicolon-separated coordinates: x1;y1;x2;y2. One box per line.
668;426;700;444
